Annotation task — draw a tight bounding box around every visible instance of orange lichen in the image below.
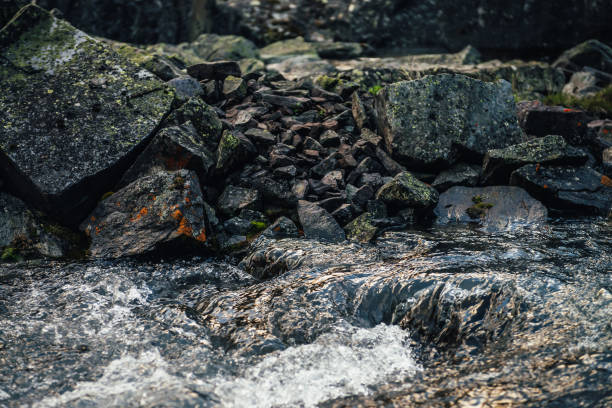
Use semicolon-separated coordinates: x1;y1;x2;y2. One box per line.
543;184;548;189
131;207;149;222
535;163;540;172
165;156;190;170
196;230;207;242
185;196;191;204
95;226;101;235
171;209;183;220
601;175;612;187
577;122;582;127
177;217;193;236
90;216;96;222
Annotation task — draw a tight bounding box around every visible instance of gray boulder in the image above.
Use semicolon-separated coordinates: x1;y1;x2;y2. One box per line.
375;74;523;169
482;135;589;185
297;201;345;243
376;172;439;212
435;186;547;231
0;5;173;225
80;170;210;259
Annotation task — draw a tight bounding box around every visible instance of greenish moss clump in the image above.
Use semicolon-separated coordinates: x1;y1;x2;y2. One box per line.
368;85;383;95
1;247;20;262
316;75;343;91
543;85;612;115
466;197;494;219
249;221;267;232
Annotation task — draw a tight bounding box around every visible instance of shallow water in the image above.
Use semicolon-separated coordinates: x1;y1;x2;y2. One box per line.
1;219;611;407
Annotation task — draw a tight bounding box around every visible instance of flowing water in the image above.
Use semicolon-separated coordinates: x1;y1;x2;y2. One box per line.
1;219;611;407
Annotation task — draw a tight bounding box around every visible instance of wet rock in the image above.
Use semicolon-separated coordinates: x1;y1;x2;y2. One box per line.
516;101;591;145
297;201;346;243
375;74;523;169
216;130;257;174
510;165;612;216
435;186;547;231
217;185;262;217
222;75;247;100
187;61;241;80
432;163;480;192
81;170;210;259
553;40;612;77
376;172;439;213
482;135;589;185
262;216;299;239
120;123;216;187
0;193;82;260
0;5;173;225
260;37;318;64
167;76;204;101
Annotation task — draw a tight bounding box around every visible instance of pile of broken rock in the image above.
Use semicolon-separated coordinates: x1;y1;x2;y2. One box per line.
1;5;610;262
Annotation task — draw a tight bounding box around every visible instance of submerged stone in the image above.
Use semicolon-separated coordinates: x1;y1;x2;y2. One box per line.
80;170;210;259
435;186;547;231
0;5;173;225
375;74;523;169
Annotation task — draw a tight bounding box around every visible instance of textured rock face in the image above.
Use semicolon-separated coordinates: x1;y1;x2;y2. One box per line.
517;102;592;145
376;74;524;169
81;170;210;259
376;172;439;212
0;5;173;225
434;186;547;231
553;39;612;76
510;165;612;216
482;135;589;185
297;200;345;243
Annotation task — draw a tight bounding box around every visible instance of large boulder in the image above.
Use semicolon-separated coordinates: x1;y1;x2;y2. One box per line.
376;172;439;213
0;5;174;225
434;186;547;231
297;200;345;243
510;165;612;216
80;170;210;259
375;74;524;169
482;135;589;185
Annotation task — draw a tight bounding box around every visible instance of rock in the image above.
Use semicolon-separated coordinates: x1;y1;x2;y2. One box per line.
262;216;299;239
319;130;341;147
344;212;379;243
311;153;342;178
434;186;547;231
273;165;297;179
375;74;523;169
187;61;241;80
260;37;318;64
375;147;406;176
182;33;259;62
360;173;388;191
0;192;82;260
432;163;480;192
351;92;369;130
258;93;311;111
105;41;184;81
297;200;346;243
167;76;204;101
223;217;253;236
37;0;215;44
222;75;247;100
121;123;217;188
0;5;174;225
588;119;612;152
312;42;364;59
346;184;374;210
267;55;336;81
376;172;439;213
482;135;589;185
516;101;591;145
603;148;612;175
217;185;262;217
510;165;612;216
165;98;223;150
244;128;276;146
291;179;309;200
562;70;607;98
553;40;612;77
80;170;210;259
219;234;248;252
331;204;355;226
216;130;257;174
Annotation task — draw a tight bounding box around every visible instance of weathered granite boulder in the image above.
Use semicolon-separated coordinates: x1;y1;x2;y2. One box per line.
375;172;439;213
0;5;173;225
80;170;210;259
434;186;547;231
375;74;524;169
510;165;612;216
297;200;345;243
482;135;589;185
119;123;217;187
0;192;83;260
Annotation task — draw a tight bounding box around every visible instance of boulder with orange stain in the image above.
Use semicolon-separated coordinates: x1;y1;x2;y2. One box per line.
510;164;612;216
80;169;211;259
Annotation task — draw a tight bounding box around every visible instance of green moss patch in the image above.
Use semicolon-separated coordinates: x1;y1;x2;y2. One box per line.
543;85;612;116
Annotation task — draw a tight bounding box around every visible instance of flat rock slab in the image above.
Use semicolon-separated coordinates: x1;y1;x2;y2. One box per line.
375;73;524;169
510;165;612;216
80;170;210;259
0;5;173;225
186;61;241;80
297;200;346;243
435;186;547;231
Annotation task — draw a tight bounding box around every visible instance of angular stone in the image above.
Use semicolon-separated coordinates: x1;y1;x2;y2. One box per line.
120;122;216;187
167;76;204;101
346;184;374;209
297;200;346;243
223;217;253;236
432;163;480;192
223;75;247;100
344;212;379;243
510;165;612;216
603;147;612;175
313;41;364;59
310;152;342;178
165;98;223;152
434;186;547;231
376;171;439;212
273;165;298;179
0;6;173;225
516;101;591;145
320;130;341;147
187;61;241;80
216;185;262;217
80;170;209;259
331;203;355;226
244;128;276;146
352;91;369;130
482;135;589;185
375;74;523;169
291;179;309;200
321;170;344;190
182;33;259;62
259;37;318;64
553;40;612;76
216;130;257;174
267;55;335;81
262;216;299;239
375;147;406;176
